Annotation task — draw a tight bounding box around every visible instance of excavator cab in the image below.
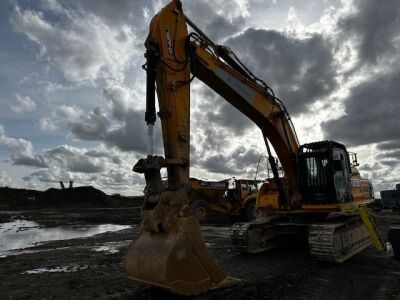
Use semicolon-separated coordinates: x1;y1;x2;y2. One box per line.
298;141;353;204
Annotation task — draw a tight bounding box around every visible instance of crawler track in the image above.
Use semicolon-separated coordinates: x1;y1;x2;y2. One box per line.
308;217;372;263
231;213;372;263
231;216;308;253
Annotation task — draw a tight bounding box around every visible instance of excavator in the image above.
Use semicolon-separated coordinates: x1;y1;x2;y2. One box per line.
124;0;382;296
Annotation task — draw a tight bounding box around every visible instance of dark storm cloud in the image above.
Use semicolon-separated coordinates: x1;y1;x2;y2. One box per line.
377;142;400;151
208;102;253;134
189;143;202;168
225;29;337;115
78;0;246;42
84;149;112;158
45;146;105;173
202;146;260;175
338;0;400;68
69;107;110;141
380;151;400;160
102;85;131;121
319;0;400;176
358;162;380;172
200;127;230;152
380;160;400;168
23;170;53;183
195;28;337;140
97;169;139;186
183;1;246;41
67;161;104;173
322;70;400;147
101;83;163;154
204;15;244;41
11;155;47;168
231;146;260;171
106;114;149;153
105;117;163;155
78;0;137;26
84;149;122;164
203;154;234;174
374;184;395;195
41;106;109;141
41;92;163;154
201;90;253;136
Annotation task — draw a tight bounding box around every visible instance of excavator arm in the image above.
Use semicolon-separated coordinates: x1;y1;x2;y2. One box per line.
125;0;298;295
190;36;300;184
190;35;300;209
142;0;300;202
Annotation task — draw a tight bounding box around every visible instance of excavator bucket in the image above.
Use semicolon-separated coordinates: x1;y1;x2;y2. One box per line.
125;215;237;296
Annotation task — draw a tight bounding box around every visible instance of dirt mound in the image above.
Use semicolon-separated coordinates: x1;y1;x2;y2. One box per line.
0;186;143;209
38;186;113;208
0;187;42;209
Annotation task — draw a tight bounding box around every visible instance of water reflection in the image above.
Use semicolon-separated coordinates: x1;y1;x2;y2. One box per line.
23;265;89;274
92;240;131;254
0;220;130;256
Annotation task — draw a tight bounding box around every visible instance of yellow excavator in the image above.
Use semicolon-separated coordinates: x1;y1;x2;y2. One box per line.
124;0;382;296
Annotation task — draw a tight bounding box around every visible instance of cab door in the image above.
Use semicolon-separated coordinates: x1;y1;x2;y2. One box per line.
332;148;352;203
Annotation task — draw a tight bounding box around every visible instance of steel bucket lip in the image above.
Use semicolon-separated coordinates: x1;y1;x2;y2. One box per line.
124;216;239;296
127;274;239;296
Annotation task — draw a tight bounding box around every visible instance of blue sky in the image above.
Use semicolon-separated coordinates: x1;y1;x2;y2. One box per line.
0;0;399;196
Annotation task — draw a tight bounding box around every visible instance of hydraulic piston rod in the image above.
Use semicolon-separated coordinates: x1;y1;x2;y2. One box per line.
144;48;157;157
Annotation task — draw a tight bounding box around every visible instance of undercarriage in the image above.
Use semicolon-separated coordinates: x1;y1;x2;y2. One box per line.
231;212;372;263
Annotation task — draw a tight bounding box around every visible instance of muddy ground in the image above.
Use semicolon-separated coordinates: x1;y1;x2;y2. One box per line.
1;209;400;300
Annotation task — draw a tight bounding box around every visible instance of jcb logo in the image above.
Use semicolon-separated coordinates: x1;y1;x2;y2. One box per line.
351;180;361;188
165;25;173;55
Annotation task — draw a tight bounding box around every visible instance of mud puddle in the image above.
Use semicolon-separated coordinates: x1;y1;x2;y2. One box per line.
0;219;130;257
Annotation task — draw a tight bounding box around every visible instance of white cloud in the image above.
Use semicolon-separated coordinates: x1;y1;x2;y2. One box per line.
212;0;249;20
22;143;145;195
103;80;137;120
287;6;298;22
0;124;47;168
40;105;109;140
0;170;13;187
40;0;64;13
11;94;36;113
11;5;138;83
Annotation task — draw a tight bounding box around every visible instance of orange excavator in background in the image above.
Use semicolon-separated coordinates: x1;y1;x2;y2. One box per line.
124;0;377;296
